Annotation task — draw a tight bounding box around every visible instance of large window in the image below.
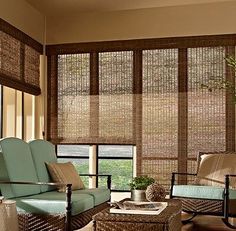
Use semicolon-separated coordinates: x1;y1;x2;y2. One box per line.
98;145;133;191
48;35;236;190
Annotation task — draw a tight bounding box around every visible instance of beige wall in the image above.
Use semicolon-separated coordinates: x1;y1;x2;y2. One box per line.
0;0;45;43
46;1;236;44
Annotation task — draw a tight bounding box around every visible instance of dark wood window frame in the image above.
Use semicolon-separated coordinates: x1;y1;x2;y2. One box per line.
47;34;236;186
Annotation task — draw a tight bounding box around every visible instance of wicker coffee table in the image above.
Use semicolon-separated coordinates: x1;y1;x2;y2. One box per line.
92;199;182;231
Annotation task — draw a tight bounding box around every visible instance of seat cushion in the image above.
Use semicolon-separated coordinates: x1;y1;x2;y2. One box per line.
46;162;85;192
172;185;236;200
0;138;41;198
29;140;57;192
196;153;236;188
15;191;94;216
73;188;110;206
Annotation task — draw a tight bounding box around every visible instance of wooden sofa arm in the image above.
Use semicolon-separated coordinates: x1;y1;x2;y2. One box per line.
0;181;72;231
80;174;112;189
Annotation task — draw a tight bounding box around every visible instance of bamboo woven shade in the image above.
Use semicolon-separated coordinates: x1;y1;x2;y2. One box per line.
0;19;42;95
142;49;178;187
47;35;236;189
99;51;134;144
57;54;90;143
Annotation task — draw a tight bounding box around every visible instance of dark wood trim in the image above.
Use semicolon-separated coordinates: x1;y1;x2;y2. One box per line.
0;73;41;96
225;46;236;152
46;34;236;55
22;92;25;140
133;50;143;175
47;55;58;142
178;48;188;184
0;85;3;138
90;52;99;138
0;18;43;53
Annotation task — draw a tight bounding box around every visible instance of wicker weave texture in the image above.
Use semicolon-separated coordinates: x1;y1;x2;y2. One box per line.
181;198;223;214
18;202;109;231
93;199;182;231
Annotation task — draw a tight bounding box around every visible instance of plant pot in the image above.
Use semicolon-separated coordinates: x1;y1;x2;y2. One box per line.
131;189;147;201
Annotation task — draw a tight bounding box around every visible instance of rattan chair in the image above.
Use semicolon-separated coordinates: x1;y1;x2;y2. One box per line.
170;151;236;229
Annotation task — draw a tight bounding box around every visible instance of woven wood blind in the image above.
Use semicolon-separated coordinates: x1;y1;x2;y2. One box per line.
47;35;236;188
99;51;134;144
141;49;178;187
50;51;134;144
0;19;42;95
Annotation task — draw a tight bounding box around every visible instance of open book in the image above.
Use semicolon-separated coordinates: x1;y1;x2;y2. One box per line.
109;201;168;215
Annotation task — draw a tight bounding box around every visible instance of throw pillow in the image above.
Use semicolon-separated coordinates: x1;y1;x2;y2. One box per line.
46;162;84;192
195;153;236;188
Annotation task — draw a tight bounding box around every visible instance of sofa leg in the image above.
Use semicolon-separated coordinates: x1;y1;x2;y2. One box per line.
65;184;72;231
181;213;197;224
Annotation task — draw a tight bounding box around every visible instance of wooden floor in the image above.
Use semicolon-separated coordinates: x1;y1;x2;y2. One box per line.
182;215;235;231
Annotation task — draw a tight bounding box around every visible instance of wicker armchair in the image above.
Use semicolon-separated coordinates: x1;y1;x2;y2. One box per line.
170;151;236;229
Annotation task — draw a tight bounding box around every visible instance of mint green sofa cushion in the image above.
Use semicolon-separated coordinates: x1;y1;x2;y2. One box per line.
0;153;15;198
173;185;236;200
29;140;57;192
73;188;110;206
0;138;41;197
15;191;94;216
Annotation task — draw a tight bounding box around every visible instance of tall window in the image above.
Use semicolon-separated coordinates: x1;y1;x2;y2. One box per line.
47;36;236;190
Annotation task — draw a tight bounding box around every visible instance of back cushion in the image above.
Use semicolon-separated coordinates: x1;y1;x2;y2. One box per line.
29;140;57;192
0;138;41;197
196;153;236;188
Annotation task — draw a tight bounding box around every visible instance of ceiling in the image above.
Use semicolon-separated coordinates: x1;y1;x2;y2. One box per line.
26;0;235;16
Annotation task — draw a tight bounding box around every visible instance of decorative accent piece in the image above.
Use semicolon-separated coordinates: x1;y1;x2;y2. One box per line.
129;176;155;201
146;183;166;202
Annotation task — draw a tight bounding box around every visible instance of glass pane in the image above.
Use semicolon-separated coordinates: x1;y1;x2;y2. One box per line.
57;158;89;188
57;145;89;157
98;145;133;158
98;159;133;190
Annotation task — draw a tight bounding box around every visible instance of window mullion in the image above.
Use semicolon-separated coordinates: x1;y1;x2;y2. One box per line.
178;48;188;184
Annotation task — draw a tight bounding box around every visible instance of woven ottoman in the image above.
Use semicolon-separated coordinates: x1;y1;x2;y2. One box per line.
93;199;182;231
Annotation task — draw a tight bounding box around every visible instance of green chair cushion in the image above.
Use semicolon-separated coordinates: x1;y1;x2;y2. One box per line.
15;191;94;216
29;140;57;192
0;138;41;198
172;185;236;200
0;153;15;198
73;188;110;206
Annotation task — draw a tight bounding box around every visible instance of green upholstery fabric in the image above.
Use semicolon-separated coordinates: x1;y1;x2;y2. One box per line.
73;188;110;206
0;138;40;197
0;153;15;198
15;191;94;216
29;140;57;192
173;185;236;200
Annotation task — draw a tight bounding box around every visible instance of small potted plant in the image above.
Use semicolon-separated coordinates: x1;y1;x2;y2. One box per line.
129;176;155;201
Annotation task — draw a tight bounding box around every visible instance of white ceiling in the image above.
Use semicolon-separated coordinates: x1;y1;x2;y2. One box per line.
26;0;236;16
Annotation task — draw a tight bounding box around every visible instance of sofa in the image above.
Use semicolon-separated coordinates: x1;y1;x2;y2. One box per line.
0;137;111;231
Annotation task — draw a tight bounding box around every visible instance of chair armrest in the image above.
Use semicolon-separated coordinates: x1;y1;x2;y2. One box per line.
79;174;112;189
170;172;197;198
